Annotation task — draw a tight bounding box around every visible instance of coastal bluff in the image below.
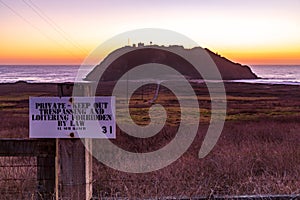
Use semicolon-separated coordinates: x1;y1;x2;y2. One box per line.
204;48;257;80
85;45;257;81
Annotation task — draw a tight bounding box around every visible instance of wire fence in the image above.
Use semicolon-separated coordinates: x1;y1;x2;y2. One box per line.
0;139;300;200
1;156;300;199
0;139;56;200
0;156;39;199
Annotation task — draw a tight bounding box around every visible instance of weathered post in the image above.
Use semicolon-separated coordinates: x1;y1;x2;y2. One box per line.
56;82;93;200
37;150;56;200
0;139;56;199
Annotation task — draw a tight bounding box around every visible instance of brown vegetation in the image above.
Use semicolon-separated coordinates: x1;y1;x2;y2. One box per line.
0;82;300;198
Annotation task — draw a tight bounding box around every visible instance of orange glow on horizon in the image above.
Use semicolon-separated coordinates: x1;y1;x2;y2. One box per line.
1;46;300;65
220;50;300;65
1;0;299;65
0;45;88;65
0;54;86;65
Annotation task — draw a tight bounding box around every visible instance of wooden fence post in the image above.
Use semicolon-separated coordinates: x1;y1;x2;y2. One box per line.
37;154;56;199
0;139;56;199
56;83;93;200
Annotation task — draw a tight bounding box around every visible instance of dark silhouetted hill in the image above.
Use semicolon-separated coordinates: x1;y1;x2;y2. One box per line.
85;46;257;81
204;48;257;79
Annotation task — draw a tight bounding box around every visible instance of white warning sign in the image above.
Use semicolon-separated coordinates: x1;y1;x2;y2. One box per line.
29;96;115;138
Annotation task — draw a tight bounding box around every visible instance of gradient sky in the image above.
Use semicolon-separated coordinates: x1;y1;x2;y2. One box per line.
1;0;300;65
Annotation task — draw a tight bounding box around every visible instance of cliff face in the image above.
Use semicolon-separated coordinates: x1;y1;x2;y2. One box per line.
204;48;257;79
85;46;257;81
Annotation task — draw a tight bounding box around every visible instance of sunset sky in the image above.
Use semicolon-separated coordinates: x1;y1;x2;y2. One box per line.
1;0;299;65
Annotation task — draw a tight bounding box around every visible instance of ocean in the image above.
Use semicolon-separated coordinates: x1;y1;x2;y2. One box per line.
0;65;300;85
232;65;300;85
0;65;93;83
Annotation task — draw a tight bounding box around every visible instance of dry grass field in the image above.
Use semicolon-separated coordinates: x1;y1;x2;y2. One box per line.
0;82;300;198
